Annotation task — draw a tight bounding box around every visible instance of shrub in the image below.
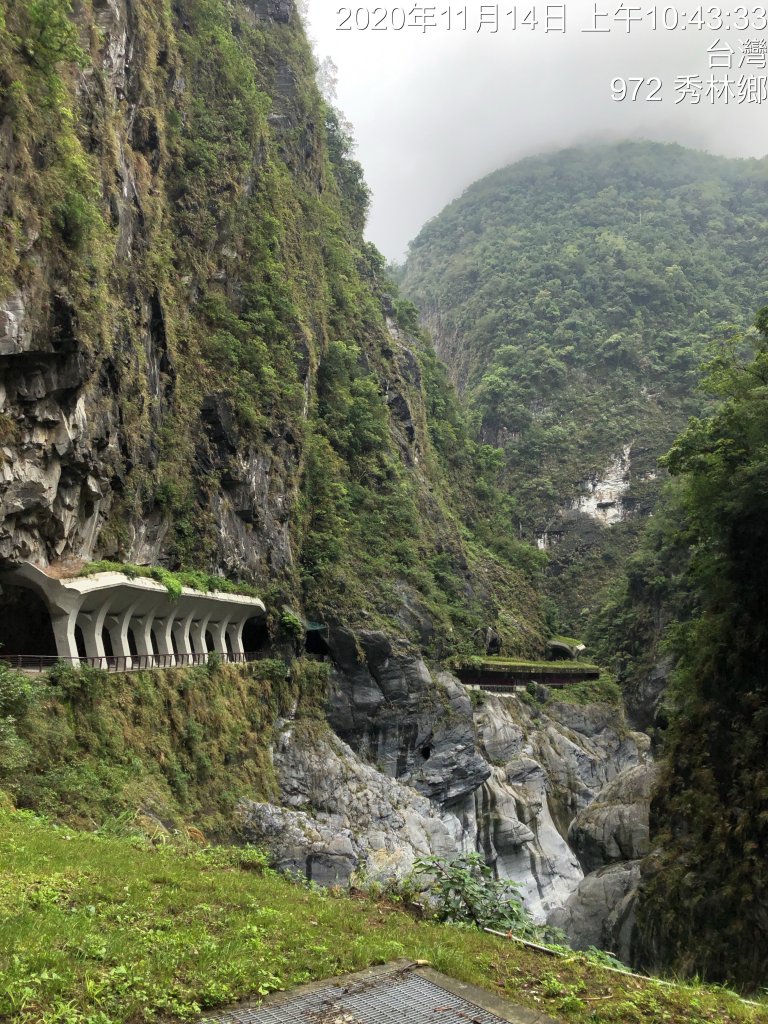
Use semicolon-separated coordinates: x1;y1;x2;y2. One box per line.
0;664;35;718
411;853;532;935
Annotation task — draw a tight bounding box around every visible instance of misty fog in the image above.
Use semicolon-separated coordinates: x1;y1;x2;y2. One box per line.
305;2;768;259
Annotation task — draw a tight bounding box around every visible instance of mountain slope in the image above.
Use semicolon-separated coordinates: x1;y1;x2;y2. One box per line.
401;142;768;631
0;0;545;655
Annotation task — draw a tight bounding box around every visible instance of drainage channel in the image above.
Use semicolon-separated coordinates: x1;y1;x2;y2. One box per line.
202;960;558;1024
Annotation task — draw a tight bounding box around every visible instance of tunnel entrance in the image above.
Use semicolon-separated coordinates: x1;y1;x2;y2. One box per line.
0;582;56;659
242;616;269;655
305;624;330;660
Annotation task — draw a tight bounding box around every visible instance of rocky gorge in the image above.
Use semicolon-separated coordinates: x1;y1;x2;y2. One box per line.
239;627;654;961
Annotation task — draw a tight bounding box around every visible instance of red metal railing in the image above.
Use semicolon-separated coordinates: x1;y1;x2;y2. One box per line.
0;652;261;673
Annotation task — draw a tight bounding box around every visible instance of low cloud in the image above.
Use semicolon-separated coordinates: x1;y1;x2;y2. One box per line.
306;3;768;259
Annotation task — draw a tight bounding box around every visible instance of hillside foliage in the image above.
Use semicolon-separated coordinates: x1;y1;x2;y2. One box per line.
401;142;768;630
623;308;768;988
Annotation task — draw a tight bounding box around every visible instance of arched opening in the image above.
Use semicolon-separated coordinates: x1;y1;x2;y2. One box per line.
224;631;234;655
127;628;138;658
0;582;56;658
102;629;114;658
305;627;330;660
150;628;159;653
171;631;179;656
546;640;576;662
242;616;269;655
204;630;214;652
74;624;87;659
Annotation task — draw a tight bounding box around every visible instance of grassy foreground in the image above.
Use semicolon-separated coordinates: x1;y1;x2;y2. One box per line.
0;810;765;1024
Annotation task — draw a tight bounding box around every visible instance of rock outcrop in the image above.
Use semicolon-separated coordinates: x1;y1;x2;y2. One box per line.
548;761;657;959
568;762;657;873
241;630;651;937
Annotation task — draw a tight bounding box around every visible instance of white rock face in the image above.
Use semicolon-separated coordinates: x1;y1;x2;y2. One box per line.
570;444;632;524
239;725;462;886
472;695;648;920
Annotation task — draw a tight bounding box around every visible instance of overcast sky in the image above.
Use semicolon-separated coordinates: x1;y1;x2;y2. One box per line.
304;2;768;259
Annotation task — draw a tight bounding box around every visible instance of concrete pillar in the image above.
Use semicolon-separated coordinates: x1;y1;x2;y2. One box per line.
132;612;157;668
172;609;195;664
152;612;178;666
50;610;81;663
227;617;246;658
77;605;111;669
208;615;232;656
189;614;212;660
104;602;138;671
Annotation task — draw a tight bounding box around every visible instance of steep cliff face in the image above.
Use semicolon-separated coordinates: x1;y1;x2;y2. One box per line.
1;0;322;576
0;0;545;653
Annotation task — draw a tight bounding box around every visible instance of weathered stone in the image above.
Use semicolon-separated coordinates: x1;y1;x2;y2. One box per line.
0;291;32;355
326;633;490;804
239;720;462;883
569;763;658;873
545;761;657;959
548;861;641;961
246;0;293;21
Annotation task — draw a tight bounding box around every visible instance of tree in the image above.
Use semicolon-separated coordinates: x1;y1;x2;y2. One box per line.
636;307;768;988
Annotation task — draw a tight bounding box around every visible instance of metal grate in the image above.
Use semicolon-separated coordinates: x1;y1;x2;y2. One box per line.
204;965;517;1024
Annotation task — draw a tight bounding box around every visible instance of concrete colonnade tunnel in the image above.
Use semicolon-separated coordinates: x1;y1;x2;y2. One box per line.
0;562;267;668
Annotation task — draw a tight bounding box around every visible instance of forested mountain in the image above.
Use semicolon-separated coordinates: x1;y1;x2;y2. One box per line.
401;143;768;631
0;0;545;656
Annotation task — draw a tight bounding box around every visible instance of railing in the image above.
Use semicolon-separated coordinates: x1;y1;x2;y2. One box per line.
455;665;600;691
472;680;572;693
0;652;262;674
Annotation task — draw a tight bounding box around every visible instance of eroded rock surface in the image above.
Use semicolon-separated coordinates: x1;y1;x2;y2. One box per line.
244;631;651;937
568;762;658;873
548;761;658;959
548;862;641;958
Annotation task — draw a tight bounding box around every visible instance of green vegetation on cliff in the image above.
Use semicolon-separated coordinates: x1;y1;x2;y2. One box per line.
0;0;546;656
0;658;326;837
626;309;768;988
401;142;768;631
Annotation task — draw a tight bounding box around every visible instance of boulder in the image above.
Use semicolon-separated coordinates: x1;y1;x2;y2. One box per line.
568;763;658;873
548;861;641;961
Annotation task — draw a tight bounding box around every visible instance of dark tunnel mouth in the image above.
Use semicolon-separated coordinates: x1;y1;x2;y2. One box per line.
0;581;57;658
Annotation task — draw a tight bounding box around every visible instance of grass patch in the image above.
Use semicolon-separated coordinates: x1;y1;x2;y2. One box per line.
551;634;584;648
0;810;764;1024
547;673;623;707
78;562;261;599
